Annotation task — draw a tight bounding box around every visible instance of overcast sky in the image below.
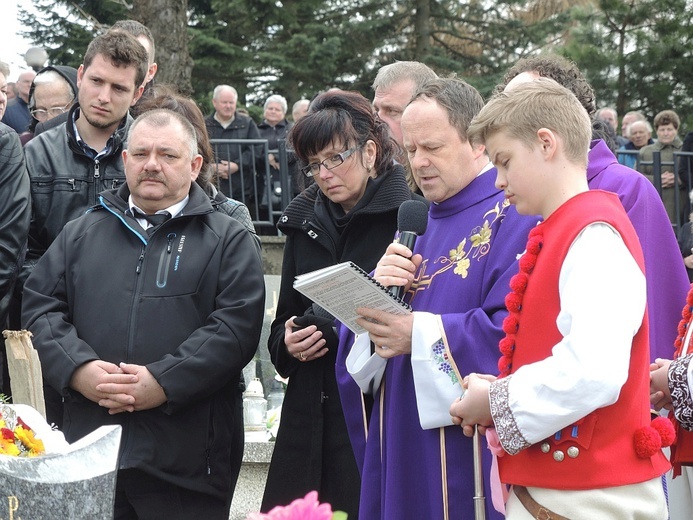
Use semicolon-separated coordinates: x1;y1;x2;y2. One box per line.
0;0;37;80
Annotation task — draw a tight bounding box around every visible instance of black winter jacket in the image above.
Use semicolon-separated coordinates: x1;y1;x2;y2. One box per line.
0;124;30;325
22;182;265;500
205;112;261;201
24;104;131;267
262;164;421;517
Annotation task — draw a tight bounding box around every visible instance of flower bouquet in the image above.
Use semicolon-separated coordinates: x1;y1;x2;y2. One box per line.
246;491;347;520
0;404;45;457
0;403;68;457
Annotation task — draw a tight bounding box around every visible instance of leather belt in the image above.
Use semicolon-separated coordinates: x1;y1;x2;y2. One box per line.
513;485;571;520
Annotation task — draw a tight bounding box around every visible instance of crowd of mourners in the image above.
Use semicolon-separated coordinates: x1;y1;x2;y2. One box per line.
2;18;693;520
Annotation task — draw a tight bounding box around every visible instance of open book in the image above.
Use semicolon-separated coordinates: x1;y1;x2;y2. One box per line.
293;261;411;334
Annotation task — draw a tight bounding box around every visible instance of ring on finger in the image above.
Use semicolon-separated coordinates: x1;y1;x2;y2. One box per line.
299;351;305;361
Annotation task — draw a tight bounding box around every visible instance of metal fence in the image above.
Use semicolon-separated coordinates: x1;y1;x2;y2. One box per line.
211;138;693;236
209;138;295;233
618;149;693;233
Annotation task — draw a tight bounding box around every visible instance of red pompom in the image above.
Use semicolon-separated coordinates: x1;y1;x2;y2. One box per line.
686;284;693;305
525;236;543;255
509;273;528;294
683;306;692;321
499;336;515;356
518;253;537;274
505;292;522;313
498;356;511;376
502;313;519;334
528;226;543;239
633;426;661;458
651;416;676;447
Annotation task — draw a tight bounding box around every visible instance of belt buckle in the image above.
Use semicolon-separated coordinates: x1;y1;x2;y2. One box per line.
537;507;553;520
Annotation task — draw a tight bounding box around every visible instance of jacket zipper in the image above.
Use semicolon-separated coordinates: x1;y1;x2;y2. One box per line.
156;234;176;288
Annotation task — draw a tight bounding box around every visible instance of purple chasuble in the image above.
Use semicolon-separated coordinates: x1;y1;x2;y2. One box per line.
336;170;537;520
587;139;689;361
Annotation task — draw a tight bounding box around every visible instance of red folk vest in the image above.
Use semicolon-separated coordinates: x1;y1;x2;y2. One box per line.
499;190;670;489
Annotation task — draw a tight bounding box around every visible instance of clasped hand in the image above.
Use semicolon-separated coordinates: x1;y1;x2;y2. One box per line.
649;358;673;411
71;359;167;415
449;373;495;437
284;316;330;363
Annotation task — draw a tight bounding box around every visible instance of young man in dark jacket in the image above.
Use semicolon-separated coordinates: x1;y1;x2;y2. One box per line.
23;30;148;281
23;108;265;519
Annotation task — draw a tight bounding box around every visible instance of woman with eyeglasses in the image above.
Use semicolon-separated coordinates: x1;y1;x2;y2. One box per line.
262;89;422;517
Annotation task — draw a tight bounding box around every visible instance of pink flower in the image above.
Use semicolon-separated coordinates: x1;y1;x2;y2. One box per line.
246;491;336;520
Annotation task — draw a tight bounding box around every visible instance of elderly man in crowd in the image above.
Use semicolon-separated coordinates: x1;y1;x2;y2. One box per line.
205;84;261;205
1;70;35;133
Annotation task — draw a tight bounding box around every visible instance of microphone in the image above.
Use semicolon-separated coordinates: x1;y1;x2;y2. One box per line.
390;200;429;300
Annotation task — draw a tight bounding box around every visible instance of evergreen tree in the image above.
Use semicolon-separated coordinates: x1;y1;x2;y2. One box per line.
563;0;693;129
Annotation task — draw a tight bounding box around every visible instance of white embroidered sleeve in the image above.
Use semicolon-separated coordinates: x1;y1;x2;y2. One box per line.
670;353;693;431
489;376;531;455
411;312;462;429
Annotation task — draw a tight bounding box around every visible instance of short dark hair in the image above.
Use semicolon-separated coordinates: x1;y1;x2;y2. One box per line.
111;20;156;63
83;30;149;89
290;89;398;175
496;54;596;116
412;76;485;142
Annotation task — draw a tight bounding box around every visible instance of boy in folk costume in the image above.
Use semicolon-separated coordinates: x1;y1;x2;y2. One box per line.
651;304;693;517
450;79;672;519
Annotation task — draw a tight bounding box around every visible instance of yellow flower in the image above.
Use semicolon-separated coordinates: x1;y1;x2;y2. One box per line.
15;426;45;455
0;439;20;456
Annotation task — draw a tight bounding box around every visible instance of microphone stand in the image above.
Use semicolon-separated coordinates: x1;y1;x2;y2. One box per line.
473;425;486;520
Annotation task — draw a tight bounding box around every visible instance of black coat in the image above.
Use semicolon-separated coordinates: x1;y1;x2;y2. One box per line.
22;182;265;501
261;164;421;517
205;112;261;201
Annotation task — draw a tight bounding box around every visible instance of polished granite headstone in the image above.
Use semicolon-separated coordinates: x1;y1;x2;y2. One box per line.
0;421;122;520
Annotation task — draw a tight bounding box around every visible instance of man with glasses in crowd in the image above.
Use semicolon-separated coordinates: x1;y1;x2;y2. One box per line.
18;65;78;146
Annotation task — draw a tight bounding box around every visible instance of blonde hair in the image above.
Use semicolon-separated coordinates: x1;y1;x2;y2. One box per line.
468;78;591;166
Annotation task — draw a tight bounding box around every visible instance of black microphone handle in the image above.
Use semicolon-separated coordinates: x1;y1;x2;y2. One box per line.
389;231;418;300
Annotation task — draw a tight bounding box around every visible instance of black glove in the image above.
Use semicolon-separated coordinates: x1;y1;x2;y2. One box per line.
293;313;339;350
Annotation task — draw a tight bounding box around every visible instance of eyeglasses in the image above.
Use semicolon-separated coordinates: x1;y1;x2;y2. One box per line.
30;101;72;121
301;145;361;178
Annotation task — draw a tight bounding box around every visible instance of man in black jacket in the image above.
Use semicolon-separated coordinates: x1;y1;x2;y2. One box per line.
0;123;31;393
205;85;261;203
23;30;148;279
23;108;265;519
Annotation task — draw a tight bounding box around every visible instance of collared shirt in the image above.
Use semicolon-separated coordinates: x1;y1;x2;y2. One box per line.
71;107;117;160
127;195;189;230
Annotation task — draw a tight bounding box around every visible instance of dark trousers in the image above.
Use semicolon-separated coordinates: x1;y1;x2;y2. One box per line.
114;469;229;520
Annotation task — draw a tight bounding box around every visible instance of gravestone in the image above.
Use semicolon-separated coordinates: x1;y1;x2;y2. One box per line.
0;406;122;520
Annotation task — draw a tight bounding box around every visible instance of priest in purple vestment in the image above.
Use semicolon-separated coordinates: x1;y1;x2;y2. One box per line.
335;77;538;519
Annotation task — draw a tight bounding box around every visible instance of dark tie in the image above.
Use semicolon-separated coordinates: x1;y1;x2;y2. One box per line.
131;208;171;236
